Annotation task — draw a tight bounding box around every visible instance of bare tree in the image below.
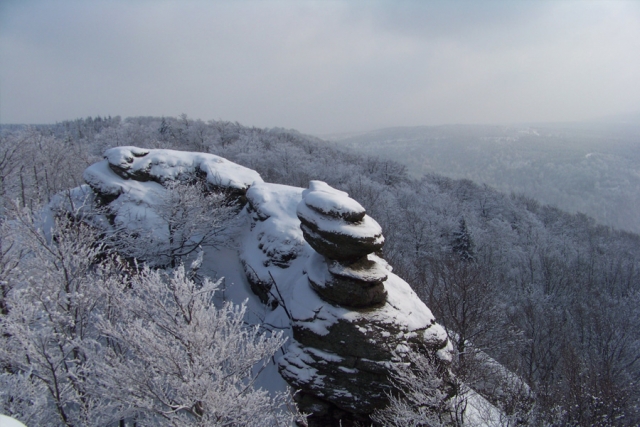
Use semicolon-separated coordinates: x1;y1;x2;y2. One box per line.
99;265;295;426
110;180;239;267
1;208;299;427
371;350;456;427
0;210;124;426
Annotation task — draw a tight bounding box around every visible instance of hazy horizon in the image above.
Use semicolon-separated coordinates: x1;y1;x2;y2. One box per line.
2;0;640;135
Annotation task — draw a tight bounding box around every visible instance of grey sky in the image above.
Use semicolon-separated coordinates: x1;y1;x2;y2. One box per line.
1;0;639;135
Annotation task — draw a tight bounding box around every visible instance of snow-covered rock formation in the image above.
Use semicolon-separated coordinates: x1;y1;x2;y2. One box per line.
277;181;452;425
84;146;262;198
298;181;387;307
78;147;454;426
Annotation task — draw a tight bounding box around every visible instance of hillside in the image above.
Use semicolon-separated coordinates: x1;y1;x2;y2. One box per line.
1;116;639;425
330;122;640;234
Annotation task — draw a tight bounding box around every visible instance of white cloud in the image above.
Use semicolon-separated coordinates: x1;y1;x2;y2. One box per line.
1;0;639;133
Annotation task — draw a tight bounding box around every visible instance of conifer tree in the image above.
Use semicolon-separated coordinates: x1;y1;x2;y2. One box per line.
452;218;474;262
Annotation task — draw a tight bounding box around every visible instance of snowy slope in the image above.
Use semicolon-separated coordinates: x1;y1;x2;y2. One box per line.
0;415;26;427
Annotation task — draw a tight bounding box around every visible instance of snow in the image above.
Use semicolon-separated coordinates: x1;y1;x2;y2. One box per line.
103;146;263;190
302;180;365;220
457;387;506;427
302;180;348;199
289;274;346;336
241;183;311;295
83;159;168;205
297;202;383;241
79;151;293;397
380;273;439;331
436;339;454;363
0;415;26;427
291;250;446;343
327;254;388;282
246;183;306;250
81;148;270;268
67;149;499;423
305;252;332;288
306;346;344;363
241;180;448;364
199;244;292;395
42;185;111;235
278;341;325;387
47;184;96;215
83;159;132;197
247;183;302;219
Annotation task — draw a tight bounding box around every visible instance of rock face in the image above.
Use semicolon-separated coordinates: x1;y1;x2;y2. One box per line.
278;181;452;426
297;182;387;307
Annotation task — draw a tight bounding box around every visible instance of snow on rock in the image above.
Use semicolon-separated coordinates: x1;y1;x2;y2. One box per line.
306;252;387;307
83;158;135;199
93;146;262;193
456;386;508;427
296;182;383;261
43;184;111;234
75;152;459;426
302;180;366;222
327;254;388;283
291;261;447;358
80;147;266;268
279;340;392;418
240;182;311;304
0;415;27;427
82;147;265;252
277;181;453;425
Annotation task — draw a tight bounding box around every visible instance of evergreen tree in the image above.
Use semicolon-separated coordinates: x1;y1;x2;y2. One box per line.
452;217;474;262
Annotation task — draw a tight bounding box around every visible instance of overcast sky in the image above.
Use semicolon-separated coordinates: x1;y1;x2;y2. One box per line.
1;0;639;135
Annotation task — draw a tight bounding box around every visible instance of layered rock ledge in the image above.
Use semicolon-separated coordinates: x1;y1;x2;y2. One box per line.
278;181;452;426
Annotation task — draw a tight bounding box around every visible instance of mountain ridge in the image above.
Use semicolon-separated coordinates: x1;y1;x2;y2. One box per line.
331;122;640;234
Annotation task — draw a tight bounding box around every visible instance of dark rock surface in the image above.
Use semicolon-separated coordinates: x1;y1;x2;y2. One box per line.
297;202;384;261
307;253;387;307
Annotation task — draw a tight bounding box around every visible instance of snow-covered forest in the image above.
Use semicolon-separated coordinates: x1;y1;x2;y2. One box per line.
1;115;640;426
331;123;640;234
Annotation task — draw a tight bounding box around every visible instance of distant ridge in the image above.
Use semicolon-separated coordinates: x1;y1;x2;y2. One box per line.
332;121;640;233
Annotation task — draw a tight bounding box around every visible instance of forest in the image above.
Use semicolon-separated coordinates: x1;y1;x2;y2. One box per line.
331;123;640;234
1;115;639;426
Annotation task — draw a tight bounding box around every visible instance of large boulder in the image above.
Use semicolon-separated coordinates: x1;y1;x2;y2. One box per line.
278;181;453;426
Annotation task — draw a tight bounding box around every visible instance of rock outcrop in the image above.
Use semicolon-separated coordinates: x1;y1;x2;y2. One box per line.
278;181;452;426
80;146;263;267
83;146;262;204
78;149;455;425
297;181;386;307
